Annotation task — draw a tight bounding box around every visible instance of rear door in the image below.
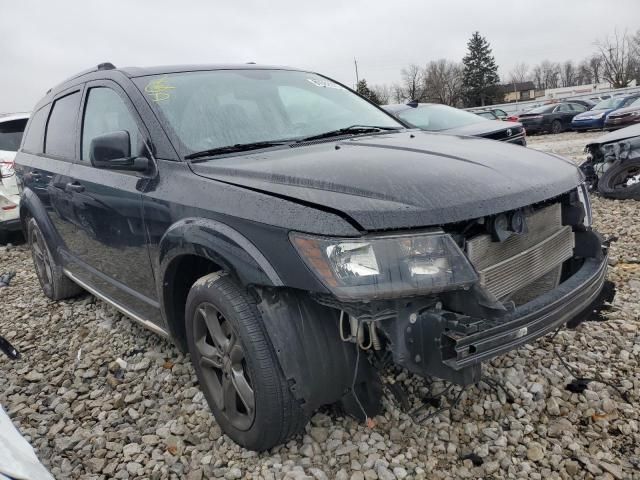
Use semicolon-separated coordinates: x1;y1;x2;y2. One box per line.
17;90;82;249
64;80;158;321
555;103;575;128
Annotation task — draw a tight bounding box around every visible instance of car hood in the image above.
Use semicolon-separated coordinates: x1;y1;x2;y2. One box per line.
586;123;640;147
573;109;611;119
440;120;523;137
189;131;582;231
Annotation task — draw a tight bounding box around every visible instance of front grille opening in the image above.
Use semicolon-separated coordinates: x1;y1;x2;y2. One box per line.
465;203;575;305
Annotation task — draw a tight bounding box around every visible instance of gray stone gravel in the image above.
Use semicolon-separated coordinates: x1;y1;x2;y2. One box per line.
1;131;639;479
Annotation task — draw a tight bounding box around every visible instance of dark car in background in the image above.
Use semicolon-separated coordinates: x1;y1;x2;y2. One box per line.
517;102;587;134
383;102;526;145
604;97;640;130
571;95;640;131
15;63;607;450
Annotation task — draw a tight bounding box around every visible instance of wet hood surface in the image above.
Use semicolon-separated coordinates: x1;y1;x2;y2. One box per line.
586;123;640;147
190;131;582;231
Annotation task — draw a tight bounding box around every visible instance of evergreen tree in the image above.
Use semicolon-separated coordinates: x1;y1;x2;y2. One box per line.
462;32;500;106
356;79;381;104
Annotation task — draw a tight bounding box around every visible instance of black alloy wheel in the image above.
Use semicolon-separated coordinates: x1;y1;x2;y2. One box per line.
192;302;255;431
185;272;306;450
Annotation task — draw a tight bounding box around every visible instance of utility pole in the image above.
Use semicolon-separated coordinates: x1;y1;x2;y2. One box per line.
354;58;359;89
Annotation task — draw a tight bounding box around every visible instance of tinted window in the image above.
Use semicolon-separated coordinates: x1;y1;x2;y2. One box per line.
82;88;140;161
0;118;28;152
556;104;572;113
571;103;587;112
22;107;48;153
45;92;81;158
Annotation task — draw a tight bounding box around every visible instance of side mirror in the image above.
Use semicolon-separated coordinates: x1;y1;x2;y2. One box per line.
90;131;150;172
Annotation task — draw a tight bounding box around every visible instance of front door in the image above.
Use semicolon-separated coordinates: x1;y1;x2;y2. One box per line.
64;82;159;322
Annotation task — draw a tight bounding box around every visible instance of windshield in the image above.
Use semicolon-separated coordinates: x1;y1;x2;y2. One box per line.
134;70;402;155
593;97;625;110
395;104;486;131
630;98;640;108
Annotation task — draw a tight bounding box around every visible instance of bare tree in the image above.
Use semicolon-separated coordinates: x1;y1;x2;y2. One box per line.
508;62;530;84
596;30;636;88
422;59;464;106
560;61;577;87
589;56;603;83
391;83;405;103
576;59;593;85
370;84;391;105
400;64;424;101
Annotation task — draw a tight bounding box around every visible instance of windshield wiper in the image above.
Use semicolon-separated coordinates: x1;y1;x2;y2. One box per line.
185;140;292;161
296;125;403;142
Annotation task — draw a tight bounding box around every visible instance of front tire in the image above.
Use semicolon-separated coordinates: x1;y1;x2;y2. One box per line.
185;272;306;451
27;218;83;300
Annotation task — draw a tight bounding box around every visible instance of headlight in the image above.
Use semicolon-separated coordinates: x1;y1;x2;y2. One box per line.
291;231;478;300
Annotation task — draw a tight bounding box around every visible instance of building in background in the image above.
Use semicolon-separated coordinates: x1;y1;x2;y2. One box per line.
499;81;536;102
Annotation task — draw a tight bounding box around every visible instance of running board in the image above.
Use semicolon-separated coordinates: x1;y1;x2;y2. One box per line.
63;269;169;338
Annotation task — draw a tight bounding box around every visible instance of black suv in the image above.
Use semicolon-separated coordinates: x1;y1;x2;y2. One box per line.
15;64;607;450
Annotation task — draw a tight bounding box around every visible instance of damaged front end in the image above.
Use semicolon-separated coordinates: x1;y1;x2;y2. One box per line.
268;187;608;405
583;126;640;199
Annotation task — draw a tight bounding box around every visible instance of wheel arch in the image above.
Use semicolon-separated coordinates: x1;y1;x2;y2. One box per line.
158;217;283;351
19;188;65;264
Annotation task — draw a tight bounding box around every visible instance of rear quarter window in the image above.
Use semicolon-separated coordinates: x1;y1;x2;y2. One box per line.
21;107;48;154
0;118;28;152
45;91;81;159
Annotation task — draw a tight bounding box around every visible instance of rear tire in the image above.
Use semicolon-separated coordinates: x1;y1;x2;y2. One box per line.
551;120;562;134
597;159;640;200
185;272;306;451
27;218;83;300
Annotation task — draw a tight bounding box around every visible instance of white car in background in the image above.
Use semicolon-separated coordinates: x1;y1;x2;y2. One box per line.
0;112;29;243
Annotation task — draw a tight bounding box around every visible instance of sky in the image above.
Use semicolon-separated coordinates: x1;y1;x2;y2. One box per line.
1;0;639;113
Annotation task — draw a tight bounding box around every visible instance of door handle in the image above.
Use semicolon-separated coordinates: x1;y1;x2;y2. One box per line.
65;182;85;193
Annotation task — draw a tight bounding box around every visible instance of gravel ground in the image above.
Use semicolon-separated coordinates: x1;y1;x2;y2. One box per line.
1;131;639;480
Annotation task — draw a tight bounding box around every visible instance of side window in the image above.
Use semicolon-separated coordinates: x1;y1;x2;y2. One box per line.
22;107;48;154
0;118;28;152
45;92;81;159
81;87;140;161
556;104;571;113
572;104;587;112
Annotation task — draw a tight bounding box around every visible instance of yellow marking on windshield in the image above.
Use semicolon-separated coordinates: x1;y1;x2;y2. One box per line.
145;77;175;102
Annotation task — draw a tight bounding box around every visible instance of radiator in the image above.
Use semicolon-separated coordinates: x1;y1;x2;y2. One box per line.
466;204;575;301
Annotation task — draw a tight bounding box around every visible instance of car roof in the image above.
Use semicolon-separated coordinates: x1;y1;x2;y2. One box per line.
37;63;312;111
0;112;30;123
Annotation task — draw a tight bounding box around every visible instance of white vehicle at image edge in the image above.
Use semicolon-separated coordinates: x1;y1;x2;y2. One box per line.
0;112;29;243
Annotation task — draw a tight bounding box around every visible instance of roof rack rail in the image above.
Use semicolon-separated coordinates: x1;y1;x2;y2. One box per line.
97;62;116;70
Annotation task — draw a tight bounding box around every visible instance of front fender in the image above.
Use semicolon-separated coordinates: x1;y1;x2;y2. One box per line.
158;217;284;289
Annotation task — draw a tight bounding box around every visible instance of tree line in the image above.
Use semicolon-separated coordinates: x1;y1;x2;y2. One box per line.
357;30;640;108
